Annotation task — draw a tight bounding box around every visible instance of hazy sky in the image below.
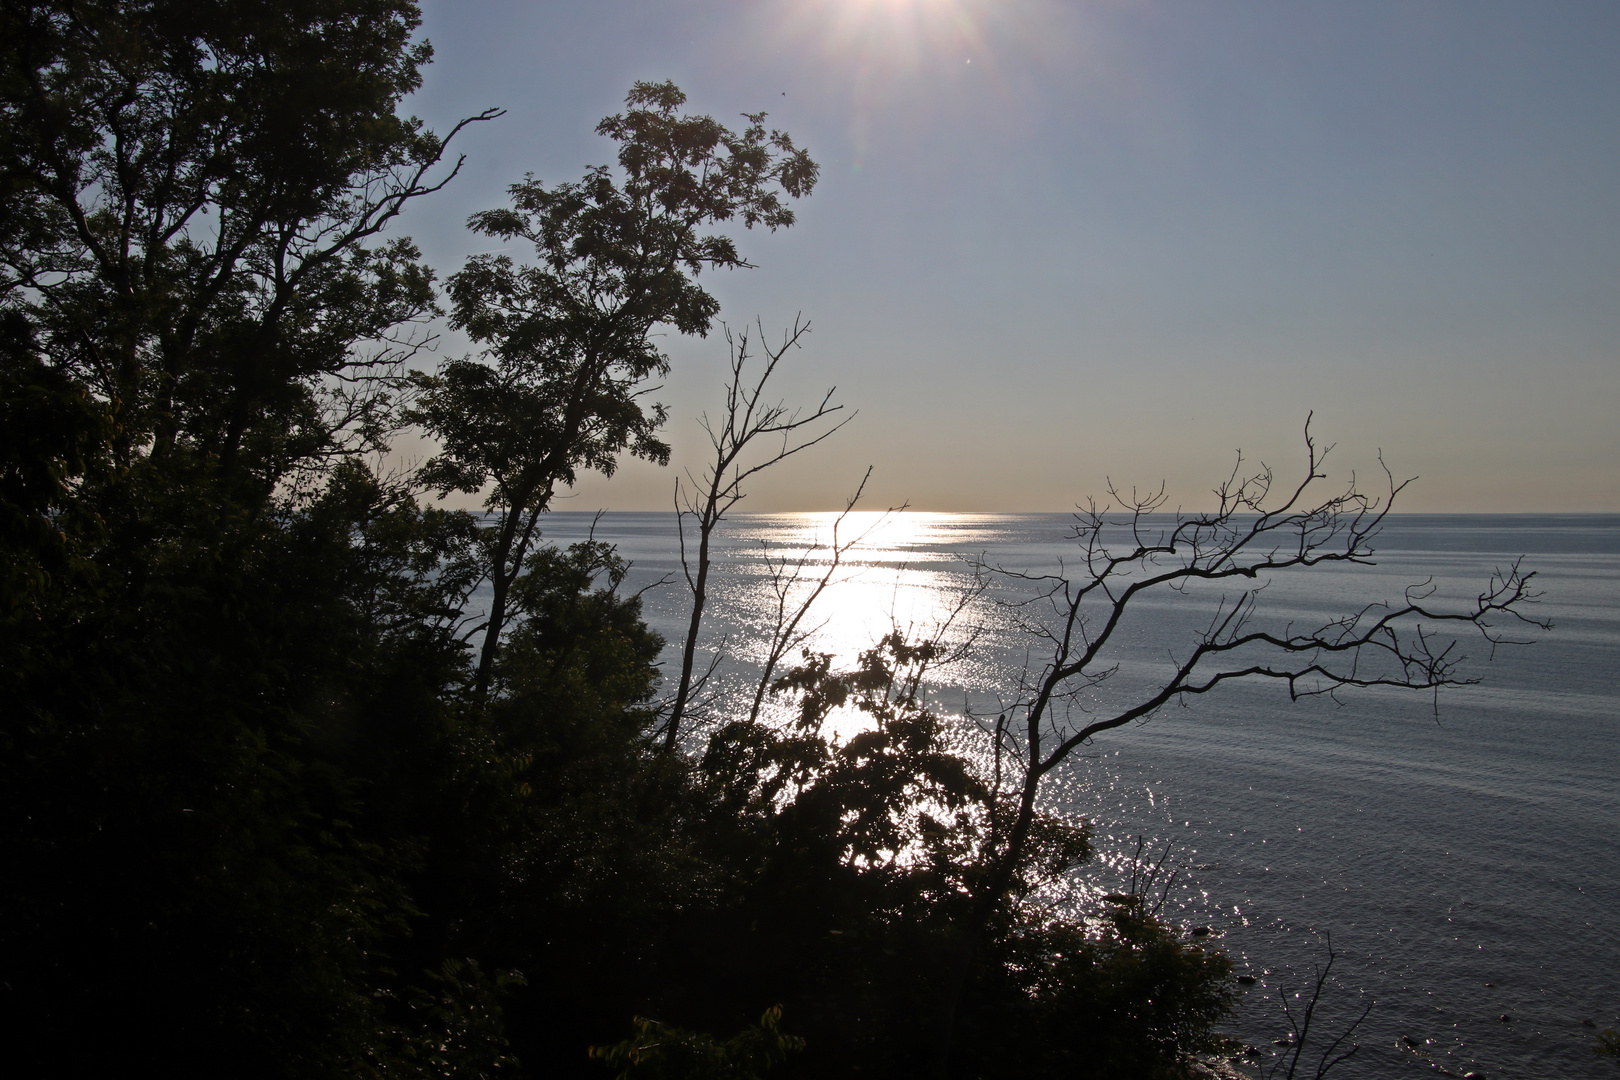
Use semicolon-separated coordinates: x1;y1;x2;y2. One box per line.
395;0;1620;513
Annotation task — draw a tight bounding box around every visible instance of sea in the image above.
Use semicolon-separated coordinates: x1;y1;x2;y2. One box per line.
530;511;1620;1079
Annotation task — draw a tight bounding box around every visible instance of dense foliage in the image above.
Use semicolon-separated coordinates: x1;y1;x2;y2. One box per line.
0;3;1233;1076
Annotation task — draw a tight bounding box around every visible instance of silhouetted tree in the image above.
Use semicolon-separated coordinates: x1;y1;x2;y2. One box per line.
411;81;819;699
0;0;496;483
0;1;502;1072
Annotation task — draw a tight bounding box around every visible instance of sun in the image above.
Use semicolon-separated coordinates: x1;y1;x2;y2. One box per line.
783;0;989;73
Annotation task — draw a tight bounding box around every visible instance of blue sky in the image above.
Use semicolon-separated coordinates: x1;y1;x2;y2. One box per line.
395;0;1620;512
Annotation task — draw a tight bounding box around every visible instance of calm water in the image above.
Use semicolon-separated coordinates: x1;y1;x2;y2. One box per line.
533;511;1620;1078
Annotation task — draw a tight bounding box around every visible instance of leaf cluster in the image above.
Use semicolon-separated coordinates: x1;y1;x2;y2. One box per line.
588;1006;806;1080
417;81;818;507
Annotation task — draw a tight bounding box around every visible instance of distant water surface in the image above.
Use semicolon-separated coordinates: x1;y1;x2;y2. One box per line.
531;512;1620;1078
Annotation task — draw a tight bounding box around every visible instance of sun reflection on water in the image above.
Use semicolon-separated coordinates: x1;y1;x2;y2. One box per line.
726;511;987;742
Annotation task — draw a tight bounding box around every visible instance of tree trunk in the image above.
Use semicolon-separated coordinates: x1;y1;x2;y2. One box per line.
474;562;510;701
474;504;525;701
665;508;716;749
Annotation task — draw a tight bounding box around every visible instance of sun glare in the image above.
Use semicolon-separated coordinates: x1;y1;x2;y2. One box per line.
774;0;992;83
759;0;1073;172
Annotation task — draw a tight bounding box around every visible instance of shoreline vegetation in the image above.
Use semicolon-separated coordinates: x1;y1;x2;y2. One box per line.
0;3;1556;1077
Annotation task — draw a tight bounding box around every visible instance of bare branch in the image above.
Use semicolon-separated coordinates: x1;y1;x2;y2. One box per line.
663;316;852;748
934;419;1545;1069
747;470;897;723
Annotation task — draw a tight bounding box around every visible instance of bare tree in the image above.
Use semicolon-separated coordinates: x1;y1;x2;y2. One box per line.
934;418;1547;1067
662;317;851;749
1102;834;1183;918
1256;936;1373;1080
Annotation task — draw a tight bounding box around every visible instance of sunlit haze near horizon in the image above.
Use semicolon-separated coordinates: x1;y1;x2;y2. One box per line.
395;0;1620;513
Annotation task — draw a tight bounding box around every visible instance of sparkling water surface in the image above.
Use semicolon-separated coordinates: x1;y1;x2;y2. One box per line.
533;511;1620;1078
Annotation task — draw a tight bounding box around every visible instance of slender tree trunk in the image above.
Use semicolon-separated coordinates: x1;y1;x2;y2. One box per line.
664;508;716;750
474;560;511;701
474;494;544;701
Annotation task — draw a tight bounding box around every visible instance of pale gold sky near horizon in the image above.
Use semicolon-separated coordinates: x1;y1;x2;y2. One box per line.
395;0;1620;514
